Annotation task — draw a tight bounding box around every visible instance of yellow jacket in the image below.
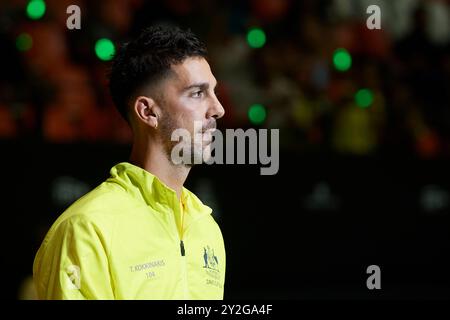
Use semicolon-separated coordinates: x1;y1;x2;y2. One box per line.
33;162;226;299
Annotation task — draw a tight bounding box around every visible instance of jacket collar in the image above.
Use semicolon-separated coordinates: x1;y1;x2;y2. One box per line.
108;162;212;218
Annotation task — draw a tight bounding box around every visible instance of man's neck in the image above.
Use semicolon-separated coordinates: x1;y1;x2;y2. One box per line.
129;140;190;200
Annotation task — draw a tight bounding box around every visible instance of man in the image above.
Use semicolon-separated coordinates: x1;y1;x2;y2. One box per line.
33;25;226;299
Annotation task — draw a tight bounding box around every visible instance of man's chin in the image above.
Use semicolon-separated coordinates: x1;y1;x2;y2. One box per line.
168;143;212;166
202;144;213;162
177;153;207;166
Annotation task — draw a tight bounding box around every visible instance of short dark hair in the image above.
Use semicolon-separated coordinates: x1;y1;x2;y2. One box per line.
108;25;207;122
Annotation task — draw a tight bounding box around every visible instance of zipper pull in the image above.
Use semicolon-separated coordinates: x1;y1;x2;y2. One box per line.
180;240;185;256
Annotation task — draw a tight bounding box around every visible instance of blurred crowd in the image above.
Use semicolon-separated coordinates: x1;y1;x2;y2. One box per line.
0;0;449;158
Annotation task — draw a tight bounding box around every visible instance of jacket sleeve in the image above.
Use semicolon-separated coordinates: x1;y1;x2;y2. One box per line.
33;215;115;300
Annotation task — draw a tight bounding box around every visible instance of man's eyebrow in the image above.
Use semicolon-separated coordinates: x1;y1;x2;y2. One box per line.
183;81;218;91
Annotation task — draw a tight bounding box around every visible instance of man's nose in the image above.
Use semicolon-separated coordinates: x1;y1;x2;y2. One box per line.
208;95;225;119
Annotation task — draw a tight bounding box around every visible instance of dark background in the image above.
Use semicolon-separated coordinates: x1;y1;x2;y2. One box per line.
0;0;449;299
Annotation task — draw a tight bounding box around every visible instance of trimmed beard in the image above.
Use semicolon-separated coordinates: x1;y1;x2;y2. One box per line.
159;114;204;167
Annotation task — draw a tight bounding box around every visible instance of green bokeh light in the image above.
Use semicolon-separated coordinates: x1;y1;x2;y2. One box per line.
16;33;33;52
95;38;116;61
355;88;374;108
333;48;352;72
248;104;267;125
247;28;266;49
26;0;46;20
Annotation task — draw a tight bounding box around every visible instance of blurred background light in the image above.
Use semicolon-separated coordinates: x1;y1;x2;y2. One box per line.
248;103;267;125
355;88;374;108
333;48;352;72
95;38;115;61
247;28;266;49
16;33;33;52
26;0;46;20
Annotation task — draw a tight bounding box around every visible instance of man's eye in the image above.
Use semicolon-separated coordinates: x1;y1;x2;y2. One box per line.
192;91;203;98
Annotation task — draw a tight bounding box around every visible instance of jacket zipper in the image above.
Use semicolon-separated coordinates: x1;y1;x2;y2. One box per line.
180;240;185;256
179;201;189;299
177;199;210;299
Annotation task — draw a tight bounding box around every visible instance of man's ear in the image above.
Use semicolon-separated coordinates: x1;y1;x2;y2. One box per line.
133;96;159;129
